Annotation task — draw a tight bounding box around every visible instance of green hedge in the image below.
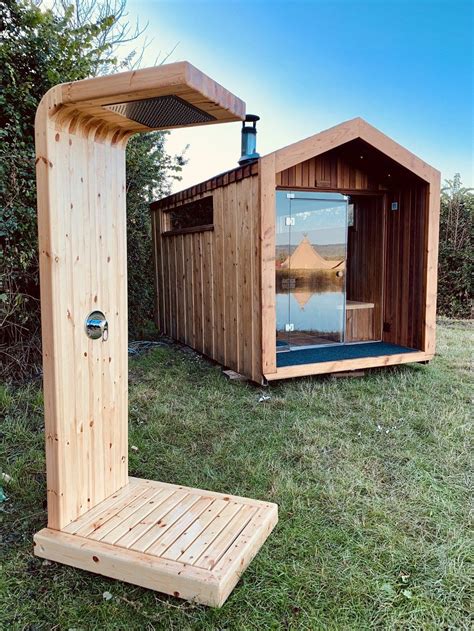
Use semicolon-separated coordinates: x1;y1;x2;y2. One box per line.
437;174;473;319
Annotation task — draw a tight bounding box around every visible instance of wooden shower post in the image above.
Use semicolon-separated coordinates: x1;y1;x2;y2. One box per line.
34;63;278;607
36;62;246;530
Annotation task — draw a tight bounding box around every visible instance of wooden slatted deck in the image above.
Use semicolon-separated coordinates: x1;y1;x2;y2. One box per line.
34;478;278;607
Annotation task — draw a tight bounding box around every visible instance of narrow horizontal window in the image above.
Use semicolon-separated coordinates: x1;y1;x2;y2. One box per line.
163;195;214;235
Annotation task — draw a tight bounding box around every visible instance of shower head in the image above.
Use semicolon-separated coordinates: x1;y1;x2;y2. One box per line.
104;95;216;128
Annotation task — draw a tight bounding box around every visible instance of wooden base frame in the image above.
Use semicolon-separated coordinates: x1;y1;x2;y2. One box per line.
265;351;432;381
34;62;277;606
34;478;277;607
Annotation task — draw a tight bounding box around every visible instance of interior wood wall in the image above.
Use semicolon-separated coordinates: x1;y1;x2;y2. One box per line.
152;175;262;381
277;150;430;352
382;184;429;350
346;195;385;340
276;149;382;191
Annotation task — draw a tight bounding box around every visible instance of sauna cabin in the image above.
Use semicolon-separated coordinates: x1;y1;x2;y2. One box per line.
150;117;440;383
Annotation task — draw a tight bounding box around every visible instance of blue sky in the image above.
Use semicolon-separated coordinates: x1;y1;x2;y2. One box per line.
125;0;473;191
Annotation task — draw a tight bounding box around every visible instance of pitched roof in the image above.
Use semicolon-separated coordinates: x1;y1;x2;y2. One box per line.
151;117;440;211
266;117;439;184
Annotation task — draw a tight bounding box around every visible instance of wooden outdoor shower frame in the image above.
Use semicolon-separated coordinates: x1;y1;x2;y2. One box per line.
151;118;441;383
33;62;278;607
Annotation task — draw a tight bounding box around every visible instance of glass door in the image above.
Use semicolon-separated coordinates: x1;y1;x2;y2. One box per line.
275;191;348;349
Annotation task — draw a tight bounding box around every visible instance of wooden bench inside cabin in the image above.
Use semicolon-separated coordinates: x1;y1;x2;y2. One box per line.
344;300;375;342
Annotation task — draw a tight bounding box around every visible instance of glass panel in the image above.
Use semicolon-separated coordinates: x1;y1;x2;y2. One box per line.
288;193;348;347
275;191;291;351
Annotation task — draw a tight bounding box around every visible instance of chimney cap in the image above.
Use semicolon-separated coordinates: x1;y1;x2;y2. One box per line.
244;114;260;123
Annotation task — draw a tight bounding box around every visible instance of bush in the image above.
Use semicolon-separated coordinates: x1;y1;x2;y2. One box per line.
437;174;473;319
126;133;184;336
0;0;183;380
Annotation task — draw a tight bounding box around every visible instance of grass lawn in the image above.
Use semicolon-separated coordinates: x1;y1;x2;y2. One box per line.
0;320;472;630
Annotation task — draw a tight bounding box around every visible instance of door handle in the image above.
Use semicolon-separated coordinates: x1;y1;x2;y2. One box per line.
85;310;108;341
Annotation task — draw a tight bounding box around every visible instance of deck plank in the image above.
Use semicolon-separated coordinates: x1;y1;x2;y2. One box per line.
194;503;257;570
100;487;175;544
162;499;229;561
146;496;214;557
62;478;141;535
179;500;242;565
74;483;149;537
120;491;194;551
88;485;165;540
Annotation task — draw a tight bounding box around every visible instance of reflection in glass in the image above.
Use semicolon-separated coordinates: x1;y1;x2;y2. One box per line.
275;191;348;349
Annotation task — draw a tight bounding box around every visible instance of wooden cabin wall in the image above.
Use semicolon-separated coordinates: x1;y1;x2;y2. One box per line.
276;149;381;191
346;196;385;340
152;175;262;381
382;184;428;350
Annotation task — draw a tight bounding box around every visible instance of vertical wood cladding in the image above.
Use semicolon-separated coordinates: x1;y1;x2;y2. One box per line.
152;175;262;381
346;195;385;340
382;184;429;350
276;147;382;190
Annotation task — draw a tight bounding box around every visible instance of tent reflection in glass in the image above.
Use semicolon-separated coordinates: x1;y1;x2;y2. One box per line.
280;234;345;271
276;232;346;344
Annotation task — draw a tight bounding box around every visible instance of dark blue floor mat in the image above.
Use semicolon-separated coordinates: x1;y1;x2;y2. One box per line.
276;342;417;367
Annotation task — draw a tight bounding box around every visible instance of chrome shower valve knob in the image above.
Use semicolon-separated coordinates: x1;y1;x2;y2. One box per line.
85;310;108;341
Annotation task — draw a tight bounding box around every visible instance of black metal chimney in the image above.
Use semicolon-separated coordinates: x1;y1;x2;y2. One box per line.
238;114;260;165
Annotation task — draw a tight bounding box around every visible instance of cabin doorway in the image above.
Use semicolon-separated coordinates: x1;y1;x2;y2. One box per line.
275;190;384;357
276;191;349;350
